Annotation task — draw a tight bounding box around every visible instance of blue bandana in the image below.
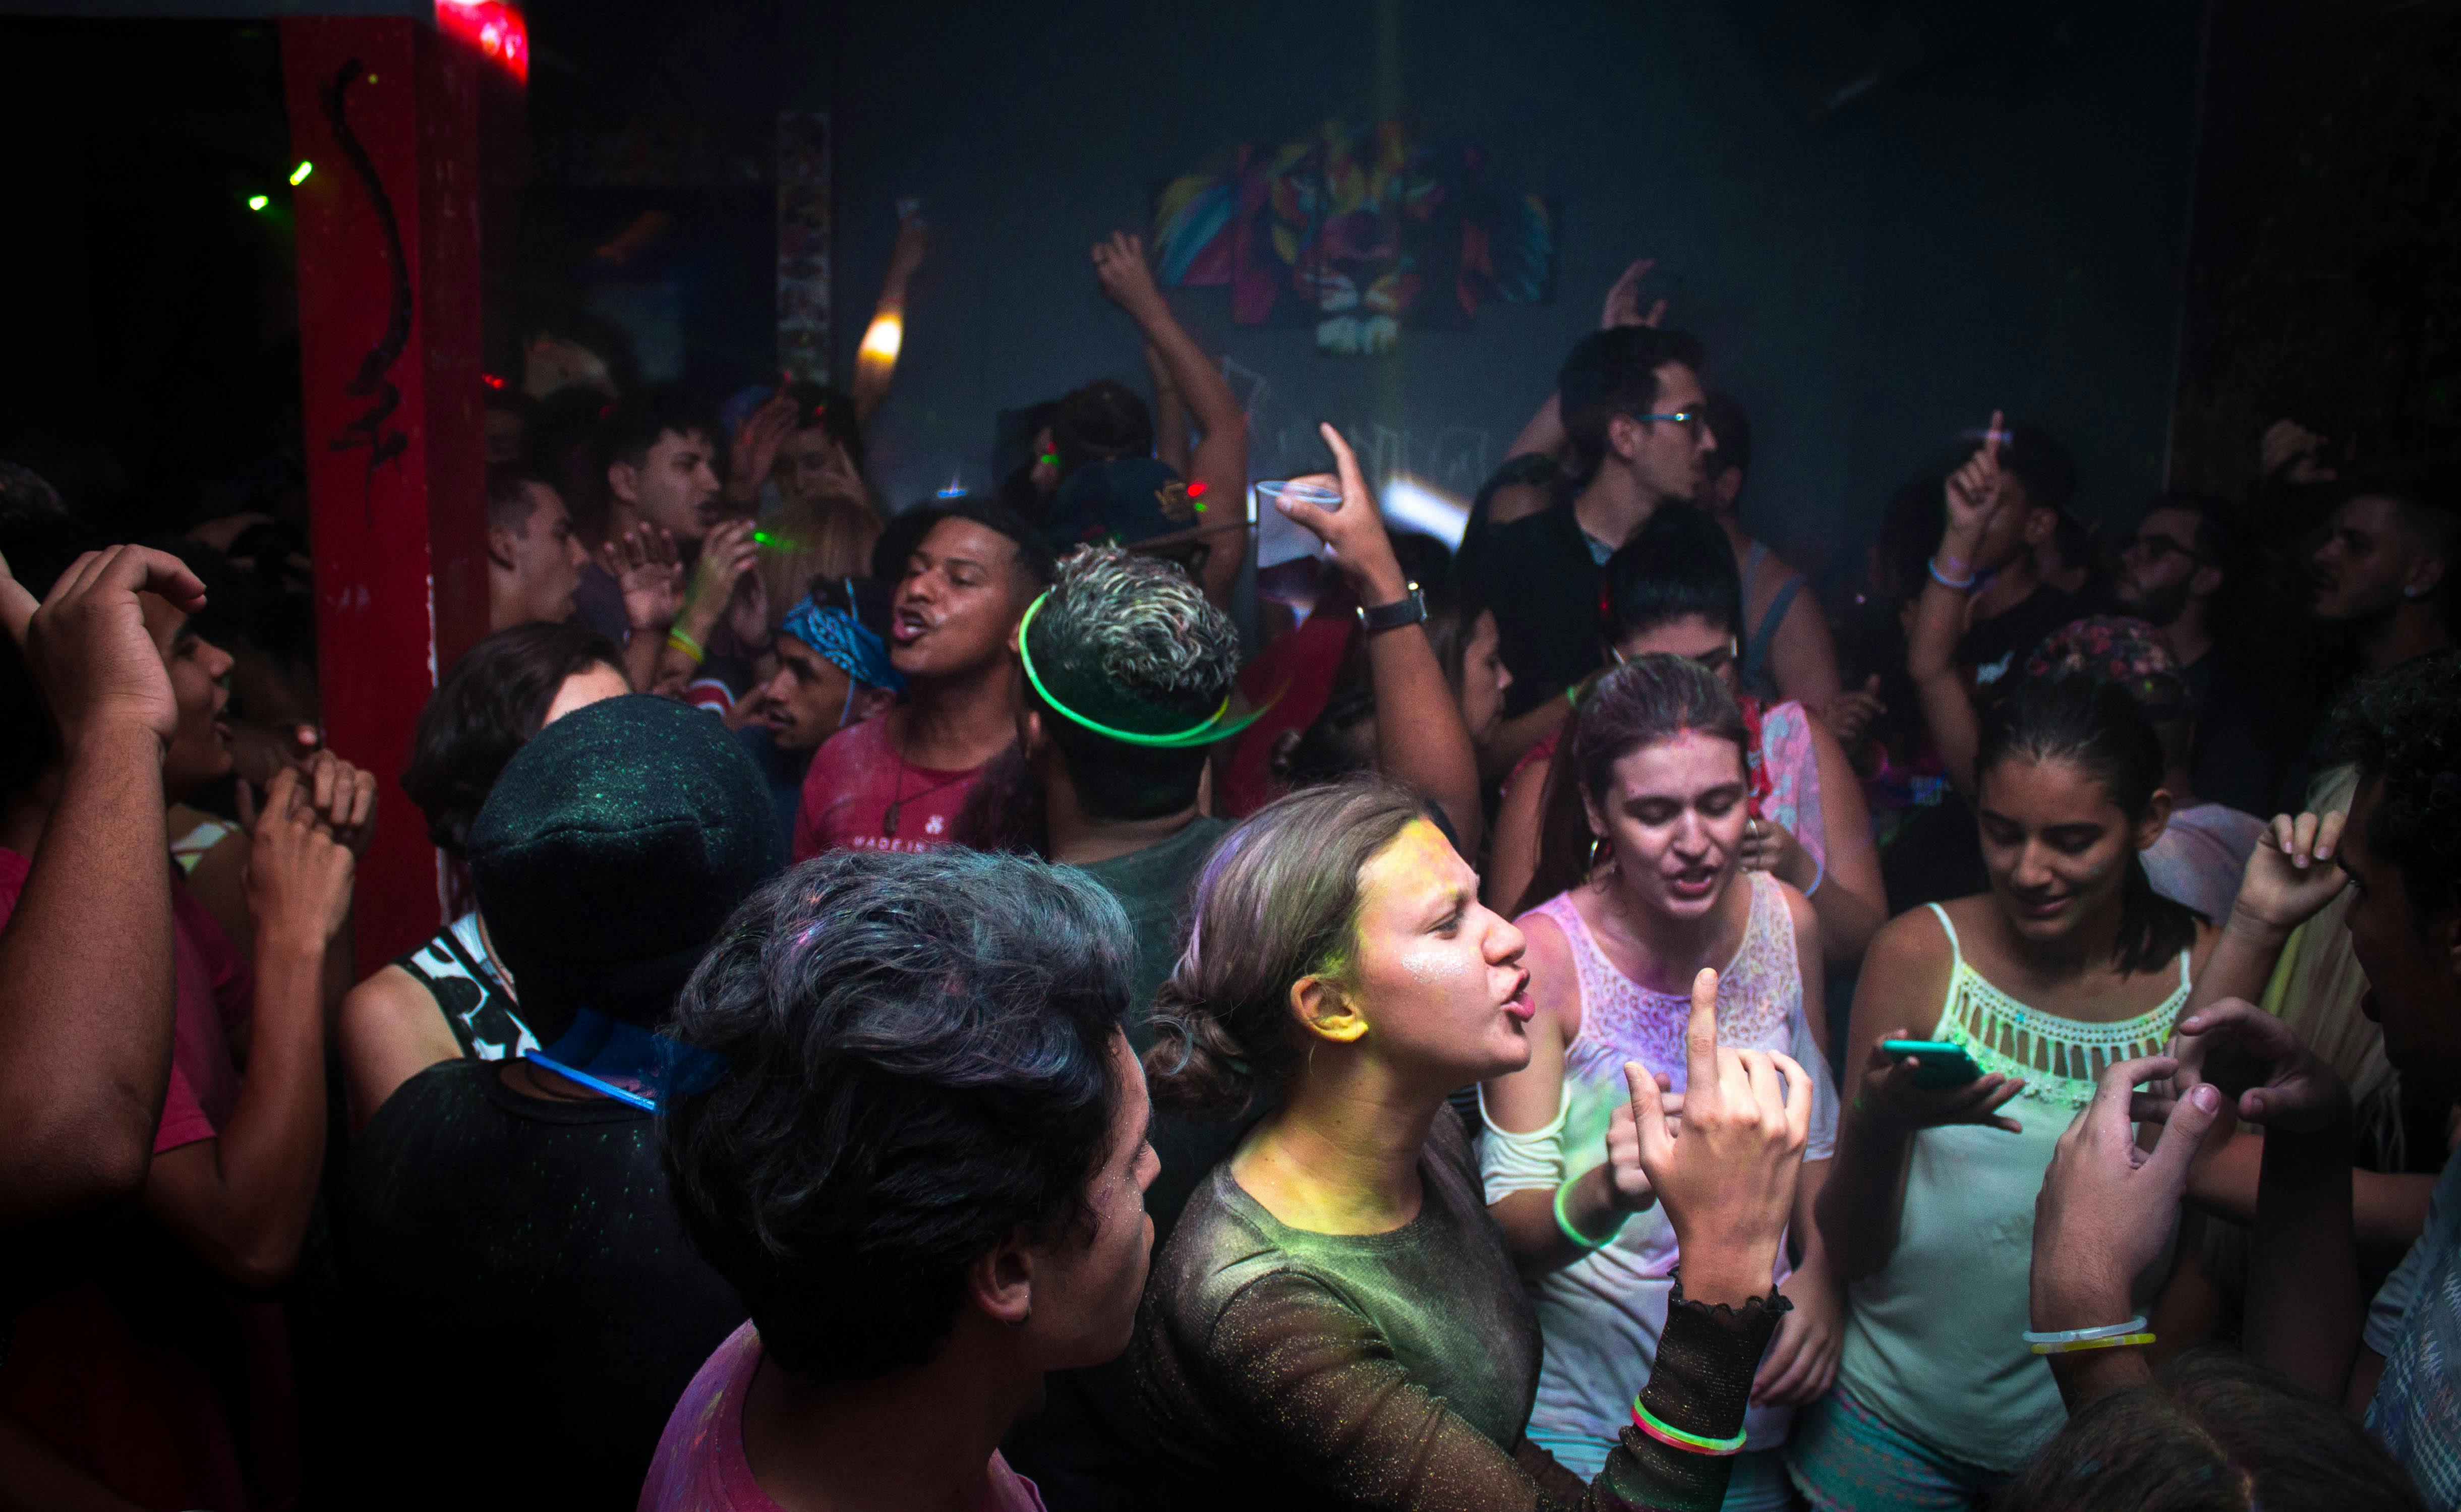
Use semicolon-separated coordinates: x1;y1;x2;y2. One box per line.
780;597;904;693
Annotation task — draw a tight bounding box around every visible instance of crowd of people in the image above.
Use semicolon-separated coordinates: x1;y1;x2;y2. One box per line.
2;228;2458;1512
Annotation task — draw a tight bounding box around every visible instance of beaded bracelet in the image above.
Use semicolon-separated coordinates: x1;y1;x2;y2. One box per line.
2030;1332;2155;1356
1927;559;1977;591
666;627;706;665
1629;1397;1746;1457
1554;1173;1623;1250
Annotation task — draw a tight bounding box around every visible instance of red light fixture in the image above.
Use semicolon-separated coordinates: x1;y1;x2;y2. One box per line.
435;0;529;84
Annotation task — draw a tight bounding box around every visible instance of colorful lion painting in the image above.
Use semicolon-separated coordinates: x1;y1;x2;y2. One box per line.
1153;120;1556;356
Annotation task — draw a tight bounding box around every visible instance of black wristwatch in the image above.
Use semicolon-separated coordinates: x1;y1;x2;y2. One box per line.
1357;581;1427;633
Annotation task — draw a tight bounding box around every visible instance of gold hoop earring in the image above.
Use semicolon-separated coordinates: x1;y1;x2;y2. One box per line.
1588;833;1609;875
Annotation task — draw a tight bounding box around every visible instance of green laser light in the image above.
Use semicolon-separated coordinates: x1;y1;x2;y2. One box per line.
289;161;314;186
247;195;270;211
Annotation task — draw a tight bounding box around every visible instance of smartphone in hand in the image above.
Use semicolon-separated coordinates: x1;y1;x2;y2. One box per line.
1881;1038;1985;1090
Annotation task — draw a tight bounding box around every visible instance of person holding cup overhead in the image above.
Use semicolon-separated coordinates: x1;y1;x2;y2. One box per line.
1129;776;1817;1510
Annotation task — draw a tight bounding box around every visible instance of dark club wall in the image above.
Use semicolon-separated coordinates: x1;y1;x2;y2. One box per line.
821;0;2207;580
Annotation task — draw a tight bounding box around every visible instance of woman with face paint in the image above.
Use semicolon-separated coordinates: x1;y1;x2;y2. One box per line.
1132;777;1817;1511
1786;675;2218;1509
1482;655;1839;1511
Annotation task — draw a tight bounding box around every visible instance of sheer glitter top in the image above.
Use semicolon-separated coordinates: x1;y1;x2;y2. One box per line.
1132;1111;1781;1510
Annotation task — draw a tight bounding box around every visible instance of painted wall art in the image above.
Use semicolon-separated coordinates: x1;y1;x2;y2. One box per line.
1152;120;1556;356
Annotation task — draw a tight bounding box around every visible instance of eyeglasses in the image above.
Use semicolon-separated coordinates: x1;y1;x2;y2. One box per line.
1631;408;1708;439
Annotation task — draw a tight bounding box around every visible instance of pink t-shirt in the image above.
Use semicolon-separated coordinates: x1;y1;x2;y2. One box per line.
637;1321;1047;1512
0;848;248;1154
790;713;984;860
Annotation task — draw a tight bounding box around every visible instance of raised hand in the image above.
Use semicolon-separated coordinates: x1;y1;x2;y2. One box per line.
723;570;772;653
599;524;684;634
683;517;761;629
1827;673;1887;750
10;544;207;752
1941;409;2007;546
246;765;357;948
1851;1027;2026;1136
2031;1053;2224;1331
2230;810;2351;935
2157;999;2350;1134
725;392;800;506
1602;1071;1673;1213
1600;257;1667;330
1626;966;1813;1305
296;749;379;858
2260;419;2335;485
1737;815;1811;890
1277;425;1411;602
1091;231;1164;316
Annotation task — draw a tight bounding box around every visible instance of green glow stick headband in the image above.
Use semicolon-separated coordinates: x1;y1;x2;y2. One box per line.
1016;591;1270;749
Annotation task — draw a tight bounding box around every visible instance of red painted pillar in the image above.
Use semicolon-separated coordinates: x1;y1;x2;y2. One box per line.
282;17;490;967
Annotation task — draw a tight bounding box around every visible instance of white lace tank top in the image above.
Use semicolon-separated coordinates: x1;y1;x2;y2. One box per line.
1480;871;1838;1453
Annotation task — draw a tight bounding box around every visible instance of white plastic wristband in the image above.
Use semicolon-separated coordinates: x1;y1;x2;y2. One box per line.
2021;1315;2147;1347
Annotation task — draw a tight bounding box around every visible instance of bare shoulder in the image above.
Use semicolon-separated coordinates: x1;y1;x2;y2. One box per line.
1518;905;1586;1026
1519;905;1575;988
340;963;441;1031
1864;902;1955;978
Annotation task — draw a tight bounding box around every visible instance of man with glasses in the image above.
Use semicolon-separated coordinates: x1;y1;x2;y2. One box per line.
1461;324;1715;772
2114;493;2230;669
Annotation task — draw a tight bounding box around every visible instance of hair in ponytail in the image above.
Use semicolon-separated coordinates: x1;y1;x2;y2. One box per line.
1977;673;2201;974
1144;779;1428;1111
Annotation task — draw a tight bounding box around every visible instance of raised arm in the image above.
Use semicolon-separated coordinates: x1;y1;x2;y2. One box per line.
2188;811;2349;1017
0;545;202;1228
1092;231;1249;607
1761;592;1844;721
650;518;761;700
2158;1001;2364;1405
596;524;683;693
852;211;930;428
1909;414;2004;797
143;764;354;1289
1485;751;1551;914
1145;341;1192;478
1275;425;1483;853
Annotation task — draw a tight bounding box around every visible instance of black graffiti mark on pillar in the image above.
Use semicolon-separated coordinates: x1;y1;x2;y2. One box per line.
323;57;413;516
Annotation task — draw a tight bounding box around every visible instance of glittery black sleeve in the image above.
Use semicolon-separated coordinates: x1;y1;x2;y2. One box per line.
1155;1269;1785;1511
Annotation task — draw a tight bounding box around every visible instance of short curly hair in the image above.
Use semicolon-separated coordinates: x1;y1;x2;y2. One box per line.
1024;545;1242;820
2325;648;2461;921
659;849;1133;1383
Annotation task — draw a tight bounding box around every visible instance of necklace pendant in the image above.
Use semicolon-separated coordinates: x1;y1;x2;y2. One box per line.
883;802;900;836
